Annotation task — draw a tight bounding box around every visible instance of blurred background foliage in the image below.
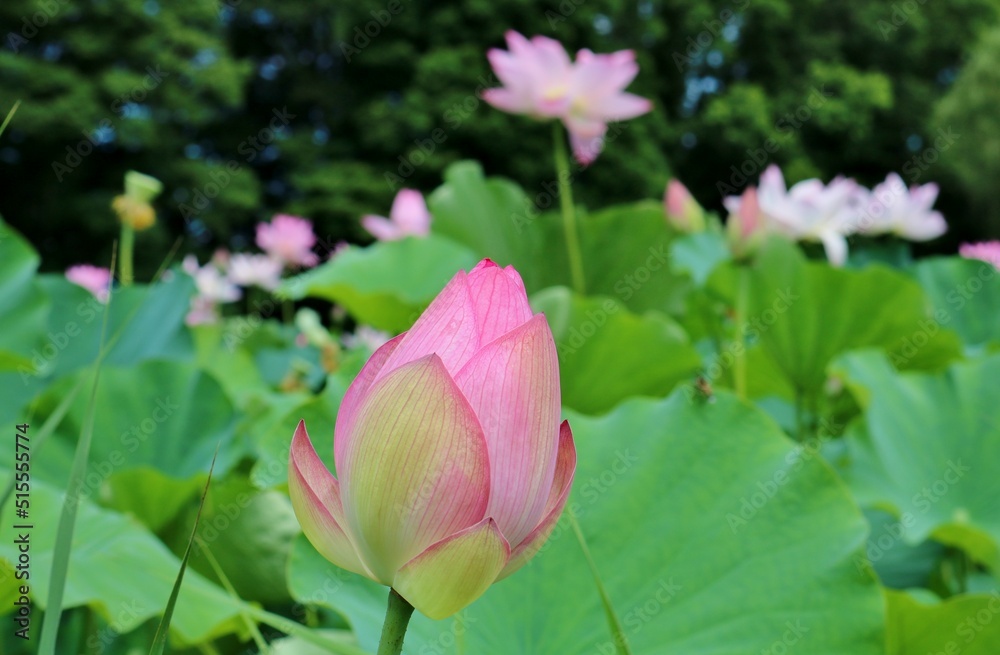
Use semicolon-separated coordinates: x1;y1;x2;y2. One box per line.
1;0;999;277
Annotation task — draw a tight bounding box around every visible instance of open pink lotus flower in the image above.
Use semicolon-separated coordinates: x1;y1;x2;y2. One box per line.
361;189;432;241
726;165;862;266
483;31;651;165
855;173;947;240
289;260;575;619
256;214;319;269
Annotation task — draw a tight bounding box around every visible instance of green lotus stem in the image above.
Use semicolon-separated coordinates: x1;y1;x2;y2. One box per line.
734;266;750;399
377;588;415;655
553;123;586;294
119;223;135;286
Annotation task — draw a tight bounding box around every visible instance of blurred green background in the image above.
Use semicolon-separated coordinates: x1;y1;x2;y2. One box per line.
2;0;999;276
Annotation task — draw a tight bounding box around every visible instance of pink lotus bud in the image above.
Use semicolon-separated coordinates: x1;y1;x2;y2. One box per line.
257;214;319;269
723;185;765;260
362;189;431;241
289;260;575;619
664;180;705;233
66;265;112;303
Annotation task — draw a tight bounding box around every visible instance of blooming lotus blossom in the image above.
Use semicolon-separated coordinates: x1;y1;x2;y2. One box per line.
182;255;241;326
726;165;861;266
481;32;574;119
664;180;705;233
362;189;432;241
227;253;283;291
959;241;1000;270
66;265;112;303
483;31;651;165
854;173;947;240
289;260;575;619
563;49;652;164
257;215;319;268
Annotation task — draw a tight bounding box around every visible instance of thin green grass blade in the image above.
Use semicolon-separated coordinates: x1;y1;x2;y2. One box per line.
148;446;220;655
37;247;117;655
568;510;633;655
248;607;369;655
195;537;269;653
0;100;20;139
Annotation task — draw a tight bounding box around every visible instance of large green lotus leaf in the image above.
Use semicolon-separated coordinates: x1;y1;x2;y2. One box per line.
531;287;702;414
281;237;478;332
288;391;883;654
32;273;194;379
250;372;349;488
429;160;546;291
0;479;248;645
33;360;239;530
886;589;1000;654
862;509;946;590
0;220;48;357
832;350;1000;571
168;477;300;605
747;239;962;398
0;221;51;424
669;231;732;287
911;257;1000;349
428;162;690;314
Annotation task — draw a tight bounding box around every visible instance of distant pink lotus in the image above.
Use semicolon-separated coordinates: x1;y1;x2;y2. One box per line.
289;260;575;619
959;241;1000;270
726;165;861;266
481;32;575;119
855;173;947;240
483;31;651;165
664;179;705;233
563;49;652;164
362;189;432;241
724;186;764;258
227;253;283;291
66;265;112;303
257;215;319;268
181;255;242;326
